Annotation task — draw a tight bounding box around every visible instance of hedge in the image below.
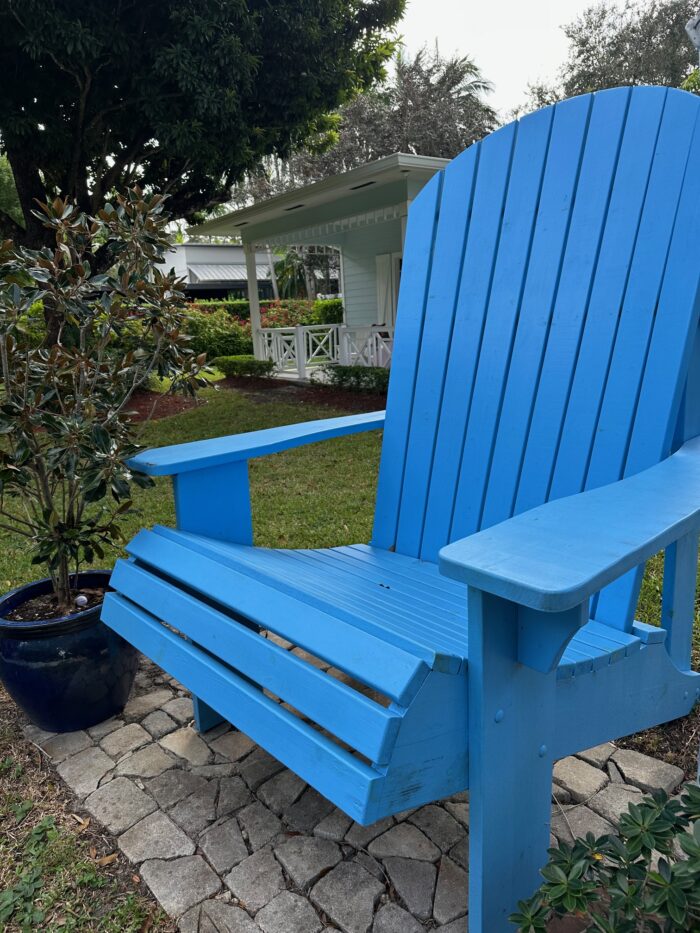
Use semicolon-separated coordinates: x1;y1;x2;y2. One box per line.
320;364;390;394
212;355;275;377
184;309;253;358
187;297;344;329
190;299;251;319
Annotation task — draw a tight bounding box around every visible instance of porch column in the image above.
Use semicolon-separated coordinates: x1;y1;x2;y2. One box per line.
244;242;263;358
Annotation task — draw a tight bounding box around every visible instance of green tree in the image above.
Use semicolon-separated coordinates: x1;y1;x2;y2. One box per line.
0;0;403;247
232;45;496;205
518;0;698;110
0;156;22;229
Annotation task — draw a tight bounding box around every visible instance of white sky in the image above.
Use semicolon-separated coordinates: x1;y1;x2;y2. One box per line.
398;0;605;115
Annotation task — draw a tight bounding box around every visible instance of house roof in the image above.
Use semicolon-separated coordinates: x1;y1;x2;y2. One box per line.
189;262;270;283
190;153;448;241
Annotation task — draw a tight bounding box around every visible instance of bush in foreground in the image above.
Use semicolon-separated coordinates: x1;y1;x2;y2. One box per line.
512;783;700;932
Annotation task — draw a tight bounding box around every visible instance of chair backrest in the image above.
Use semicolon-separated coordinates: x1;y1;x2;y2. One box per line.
373;86;700;628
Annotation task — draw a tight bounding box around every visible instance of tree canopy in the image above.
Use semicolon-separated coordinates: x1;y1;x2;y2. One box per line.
232;46;496;206
522;0;697;109
0;0;403;246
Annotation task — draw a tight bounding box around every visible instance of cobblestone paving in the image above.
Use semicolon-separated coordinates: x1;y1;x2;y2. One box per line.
23;658;686;932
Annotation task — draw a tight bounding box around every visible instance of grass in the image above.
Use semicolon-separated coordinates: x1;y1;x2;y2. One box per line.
0;384;382;593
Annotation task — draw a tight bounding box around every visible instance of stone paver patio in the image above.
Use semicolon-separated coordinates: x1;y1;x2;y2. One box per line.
22;657;686;932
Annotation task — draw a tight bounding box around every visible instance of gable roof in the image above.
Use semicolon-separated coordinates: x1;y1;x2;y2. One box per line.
190;153;449;239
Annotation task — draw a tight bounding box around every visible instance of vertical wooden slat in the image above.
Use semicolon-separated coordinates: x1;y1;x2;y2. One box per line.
594;92;700;628
372;173;443;549
450;94;593;544
419;117;535;561
503;88;631;521
662;533;699;671
546;88;669;502
394;148;479;556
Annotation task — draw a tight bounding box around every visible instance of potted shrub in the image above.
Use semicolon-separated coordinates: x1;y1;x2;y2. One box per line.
0;190;201;732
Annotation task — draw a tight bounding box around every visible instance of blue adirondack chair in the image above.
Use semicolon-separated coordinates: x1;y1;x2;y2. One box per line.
102;85;700;931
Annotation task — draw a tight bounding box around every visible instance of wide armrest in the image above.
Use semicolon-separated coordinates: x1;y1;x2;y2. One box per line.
129;410;386;476
439;437;700;612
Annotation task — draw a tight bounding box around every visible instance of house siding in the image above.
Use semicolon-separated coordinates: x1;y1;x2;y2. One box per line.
340;222;403;327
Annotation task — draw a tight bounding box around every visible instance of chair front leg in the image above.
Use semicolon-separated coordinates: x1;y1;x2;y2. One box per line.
467;589;582;932
173;461;255;733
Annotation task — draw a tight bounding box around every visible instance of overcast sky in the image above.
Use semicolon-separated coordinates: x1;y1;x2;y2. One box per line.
398;0;601;115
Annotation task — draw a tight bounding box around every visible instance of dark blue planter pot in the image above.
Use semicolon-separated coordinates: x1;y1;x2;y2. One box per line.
0;571;138;733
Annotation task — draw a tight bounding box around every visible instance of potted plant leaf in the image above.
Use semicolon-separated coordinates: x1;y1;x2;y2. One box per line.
0;189;202;732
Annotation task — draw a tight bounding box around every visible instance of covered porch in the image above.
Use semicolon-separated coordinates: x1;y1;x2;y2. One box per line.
192;153;447;376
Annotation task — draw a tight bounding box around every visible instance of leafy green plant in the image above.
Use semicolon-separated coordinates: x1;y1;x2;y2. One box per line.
259;299;317;328
318;364;390;394
0;189;202;610
212;355;275;378
682;69;700;95
312;298;344;324
190;298;251;319
512;783;700;932
184;309;253;358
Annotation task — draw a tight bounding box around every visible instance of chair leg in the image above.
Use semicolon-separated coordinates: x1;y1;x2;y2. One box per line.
467;590;557;932
192;696;226;733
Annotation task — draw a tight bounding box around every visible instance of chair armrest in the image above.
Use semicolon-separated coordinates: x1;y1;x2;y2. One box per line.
128;410;386;476
439;437;700;612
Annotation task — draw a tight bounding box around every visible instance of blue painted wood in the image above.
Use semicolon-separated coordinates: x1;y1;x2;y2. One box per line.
452;94;593;543
127;528;430;705
592;89;700;628
552;637;699;760
101;593;382;822
394;147;479;555
130;410;386;476
547;87;667;500
110;559;403;764
372;173;443;548
192;698;222;733
440;437;700;613
504;88;631;522
661;532;698;671
98;87;700;931
174;461;253;544
467;588;559;931
422;116;539;560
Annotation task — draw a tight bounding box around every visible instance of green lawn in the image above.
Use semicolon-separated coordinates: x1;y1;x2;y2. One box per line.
0;385;382;593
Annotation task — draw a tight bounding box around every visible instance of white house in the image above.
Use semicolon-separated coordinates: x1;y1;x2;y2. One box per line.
191;153;448;373
167;243;274;301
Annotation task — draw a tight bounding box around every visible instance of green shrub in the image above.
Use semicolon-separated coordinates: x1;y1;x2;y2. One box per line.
319;364;390;394
213;355;275;377
184;309;253;358
191;299;250;319
16;300;46;349
312;298;344;324
260;299;316;327
512;782;700;932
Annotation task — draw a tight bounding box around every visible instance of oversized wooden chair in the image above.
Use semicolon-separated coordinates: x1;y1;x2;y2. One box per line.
103;86;700;930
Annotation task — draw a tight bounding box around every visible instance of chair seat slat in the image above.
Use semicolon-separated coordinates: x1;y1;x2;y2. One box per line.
111;559;403;764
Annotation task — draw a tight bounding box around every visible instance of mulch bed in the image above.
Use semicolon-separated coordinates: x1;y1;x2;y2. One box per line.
617;706;700;782
219;375;387;412
127;390;200;422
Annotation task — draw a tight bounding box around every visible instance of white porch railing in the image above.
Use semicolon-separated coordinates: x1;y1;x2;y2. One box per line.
258;324;393;379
